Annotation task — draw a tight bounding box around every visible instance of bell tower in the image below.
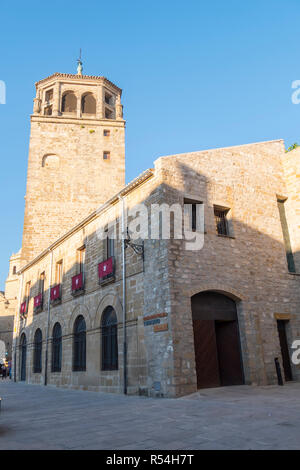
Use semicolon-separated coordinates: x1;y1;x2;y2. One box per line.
21;70;125;264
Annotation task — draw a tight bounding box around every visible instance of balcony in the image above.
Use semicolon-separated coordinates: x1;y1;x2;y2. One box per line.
71;272;84;297
34;293;43;314
20;300;28;318
98;256;115;286
50;284;61;306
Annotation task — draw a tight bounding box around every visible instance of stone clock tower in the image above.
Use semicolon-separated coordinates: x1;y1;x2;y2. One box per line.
21;70;125;264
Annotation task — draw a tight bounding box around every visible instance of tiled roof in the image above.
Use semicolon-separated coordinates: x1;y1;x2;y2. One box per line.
35;73;122;93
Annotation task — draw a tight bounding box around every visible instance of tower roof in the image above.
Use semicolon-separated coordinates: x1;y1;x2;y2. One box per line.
35;73;122;94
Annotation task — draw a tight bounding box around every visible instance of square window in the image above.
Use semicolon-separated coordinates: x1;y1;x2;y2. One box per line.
214;206;230;236
103;129;110;137
105;93;112;105
45;89;53;102
103;151;110;160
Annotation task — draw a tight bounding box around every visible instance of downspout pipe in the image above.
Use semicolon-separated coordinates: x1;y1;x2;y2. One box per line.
14;273;24;382
44;249;53;386
119;194;127;395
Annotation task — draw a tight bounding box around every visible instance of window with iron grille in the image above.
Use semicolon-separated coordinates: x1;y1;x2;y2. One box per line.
73;315;86;371
214;207;229;236
33;329;42;373
101;306;118;371
52;323;62;373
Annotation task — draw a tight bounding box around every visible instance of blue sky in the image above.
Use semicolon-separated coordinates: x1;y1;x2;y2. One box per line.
0;0;300;288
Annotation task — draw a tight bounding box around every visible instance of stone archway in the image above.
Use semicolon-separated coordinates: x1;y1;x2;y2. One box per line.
192;291;244;389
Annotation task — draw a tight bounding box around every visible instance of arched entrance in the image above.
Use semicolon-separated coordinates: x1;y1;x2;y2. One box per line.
192;291;244;389
19;333;27;381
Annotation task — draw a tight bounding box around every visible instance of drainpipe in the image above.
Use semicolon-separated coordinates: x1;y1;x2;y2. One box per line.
44;249;53;386
14;273;24;382
119;194;127;395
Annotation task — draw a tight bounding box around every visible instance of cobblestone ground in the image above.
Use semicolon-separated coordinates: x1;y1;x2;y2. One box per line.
1;380;300;449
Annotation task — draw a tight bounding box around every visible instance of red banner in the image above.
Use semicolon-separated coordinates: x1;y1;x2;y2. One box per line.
72;272;83;291
20;301;27;315
98;257;114;279
34;293;42;308
50;285;61;301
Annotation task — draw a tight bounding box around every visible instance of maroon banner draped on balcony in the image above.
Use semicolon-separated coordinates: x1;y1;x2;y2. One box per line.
72;272;83;291
50;285;61;301
20;301;27;315
34;293;42;308
98;257;114;279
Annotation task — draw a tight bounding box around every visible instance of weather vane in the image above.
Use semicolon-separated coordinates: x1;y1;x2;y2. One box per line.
77;48;83;76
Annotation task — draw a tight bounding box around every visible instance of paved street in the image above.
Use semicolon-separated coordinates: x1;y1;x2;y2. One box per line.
0;380;300;449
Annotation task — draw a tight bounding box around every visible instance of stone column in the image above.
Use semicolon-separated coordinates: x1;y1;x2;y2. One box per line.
97;85;104;119
116;94;123;120
53;82;60;116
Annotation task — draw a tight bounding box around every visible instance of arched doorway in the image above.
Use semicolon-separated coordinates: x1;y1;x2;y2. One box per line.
19;333;27;381
192;291;244;389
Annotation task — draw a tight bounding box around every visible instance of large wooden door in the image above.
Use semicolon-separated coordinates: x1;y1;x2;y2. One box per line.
192;291;244;389
193;320;220;388
277;320;292;382
215;320;244;386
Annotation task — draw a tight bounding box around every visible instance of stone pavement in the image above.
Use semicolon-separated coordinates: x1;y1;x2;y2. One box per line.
1;380;300;449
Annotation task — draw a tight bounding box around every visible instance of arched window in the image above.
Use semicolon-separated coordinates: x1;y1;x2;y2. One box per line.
81;93;96;114
33;329;42;373
101;306;118;371
19;333;27;381
51;323;62;373
73;315;86;371
61;92;77;113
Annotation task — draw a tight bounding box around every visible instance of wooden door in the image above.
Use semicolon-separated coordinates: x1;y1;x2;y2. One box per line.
215;320;244;386
193;319;220;388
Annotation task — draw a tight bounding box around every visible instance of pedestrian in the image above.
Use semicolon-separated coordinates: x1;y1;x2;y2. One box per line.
2;365;6;379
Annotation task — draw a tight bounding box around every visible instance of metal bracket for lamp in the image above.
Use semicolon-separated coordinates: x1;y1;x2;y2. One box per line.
124;228;144;259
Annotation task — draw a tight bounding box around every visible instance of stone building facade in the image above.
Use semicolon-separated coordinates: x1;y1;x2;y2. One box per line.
0;251;21;362
7;71;300;397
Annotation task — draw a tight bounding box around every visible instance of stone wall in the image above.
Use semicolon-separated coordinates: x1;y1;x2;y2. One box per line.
13;139;300;397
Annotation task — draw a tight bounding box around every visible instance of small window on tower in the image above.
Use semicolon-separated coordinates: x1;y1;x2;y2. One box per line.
45;89;53;102
103;151;110;160
105;93;112;105
103;130;110;137
12;266;17;275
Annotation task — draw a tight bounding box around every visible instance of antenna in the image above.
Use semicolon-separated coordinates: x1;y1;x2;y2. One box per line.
77;48;83;76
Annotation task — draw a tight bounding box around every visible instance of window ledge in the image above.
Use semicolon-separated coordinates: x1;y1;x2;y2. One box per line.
50;298;62;307
287;272;300;276
34;306;43;315
71;288;85;298
99;275;116;286
217;234;235;239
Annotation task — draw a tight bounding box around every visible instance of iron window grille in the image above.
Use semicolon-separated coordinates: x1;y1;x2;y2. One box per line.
73;316;86;371
214;208;229;236
101;306;118;371
33;329;42;373
51;323;62;373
